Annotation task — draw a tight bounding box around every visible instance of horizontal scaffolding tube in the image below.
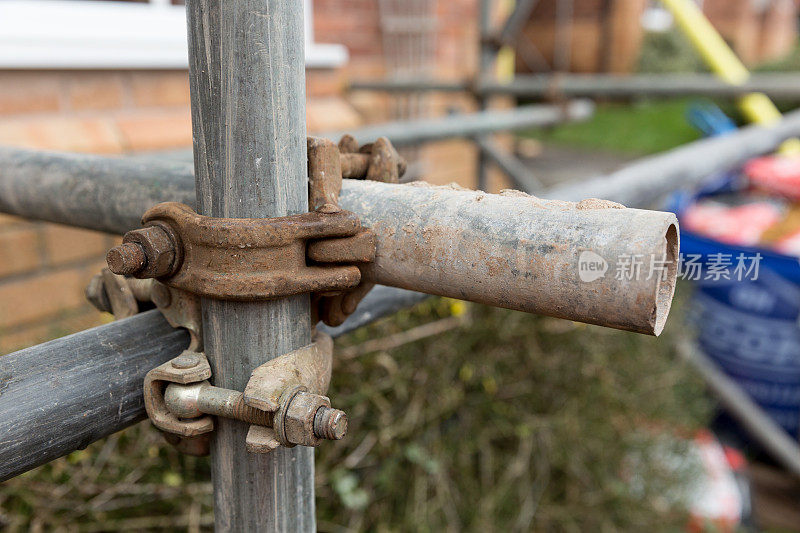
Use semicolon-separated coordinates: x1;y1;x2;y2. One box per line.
350;73;800;100
548;107;800;206
0;311;188;482
4;107;798;228
322;100;594;146
0;285;427;482
0;146;676;334
475;136;544;192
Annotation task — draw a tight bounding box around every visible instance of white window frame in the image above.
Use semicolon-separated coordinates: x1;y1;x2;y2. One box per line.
0;0;347;69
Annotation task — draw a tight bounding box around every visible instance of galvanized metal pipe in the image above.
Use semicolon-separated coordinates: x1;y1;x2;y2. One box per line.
476;136;544;192
0;310;189;482
547;107;800;206
349;73;800;100
186;0;316;529
323;100;595;146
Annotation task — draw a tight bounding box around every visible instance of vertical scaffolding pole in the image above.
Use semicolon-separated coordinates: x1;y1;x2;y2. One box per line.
185;1;314;530
477;0;493;191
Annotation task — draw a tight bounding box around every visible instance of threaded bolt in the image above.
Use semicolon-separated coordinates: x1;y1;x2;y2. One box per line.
107;242;146;275
314;406;348;440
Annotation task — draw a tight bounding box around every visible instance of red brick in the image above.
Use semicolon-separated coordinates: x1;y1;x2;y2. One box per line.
115;109;192;152
0;267;92;329
307;97;362;134
0;73;62;116
0;116;124;153
67;73;125;111
0;305;106;355
42;225;109;266
307;69;346;98
128;71;191;108
0;227;41;277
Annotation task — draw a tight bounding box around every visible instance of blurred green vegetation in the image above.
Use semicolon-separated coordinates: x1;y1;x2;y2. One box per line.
0;295;712;531
524;99;702;155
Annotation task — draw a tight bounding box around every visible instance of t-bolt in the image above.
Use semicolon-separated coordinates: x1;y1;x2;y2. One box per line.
164;382;347;442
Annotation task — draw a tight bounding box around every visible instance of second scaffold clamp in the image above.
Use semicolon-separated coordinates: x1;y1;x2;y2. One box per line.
88;135;406;455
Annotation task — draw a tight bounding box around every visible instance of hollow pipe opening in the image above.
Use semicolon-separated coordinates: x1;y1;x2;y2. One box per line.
652;222;679;336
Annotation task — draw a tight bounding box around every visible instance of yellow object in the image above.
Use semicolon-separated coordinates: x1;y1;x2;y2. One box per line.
496;0;517;82
660;0;800;155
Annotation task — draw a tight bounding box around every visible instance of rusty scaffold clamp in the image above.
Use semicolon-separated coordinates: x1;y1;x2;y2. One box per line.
87;135;406;455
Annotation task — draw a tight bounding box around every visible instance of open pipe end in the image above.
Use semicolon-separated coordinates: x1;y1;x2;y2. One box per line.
651;222;679;336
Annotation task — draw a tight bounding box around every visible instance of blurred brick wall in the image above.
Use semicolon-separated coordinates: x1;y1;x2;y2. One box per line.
0;0;480;354
517;0;648;74
703;0;798;66
0;71;195;354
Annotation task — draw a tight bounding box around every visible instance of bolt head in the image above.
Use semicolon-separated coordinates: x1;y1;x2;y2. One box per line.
172;352;201;369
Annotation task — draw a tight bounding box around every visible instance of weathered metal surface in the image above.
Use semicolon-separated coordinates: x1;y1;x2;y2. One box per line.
112;224;180;278
308;230;377;264
337;137;406;182
275;388;335;448
104;135;393;330
0;310;190;482
308;137;343;211
309;135;400;325
339;182;679;335
4;149;682;334
147;330;345;453
85;269;143;319
143;350;214;437
185;0;315;528
243;331;334;413
107;202;371;301
164;382;273;426
150;284;203;351
90;172;681;334
86;273;203;351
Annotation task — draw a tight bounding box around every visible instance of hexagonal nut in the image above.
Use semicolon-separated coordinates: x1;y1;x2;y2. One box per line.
122;224;179;279
282;391;330;447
